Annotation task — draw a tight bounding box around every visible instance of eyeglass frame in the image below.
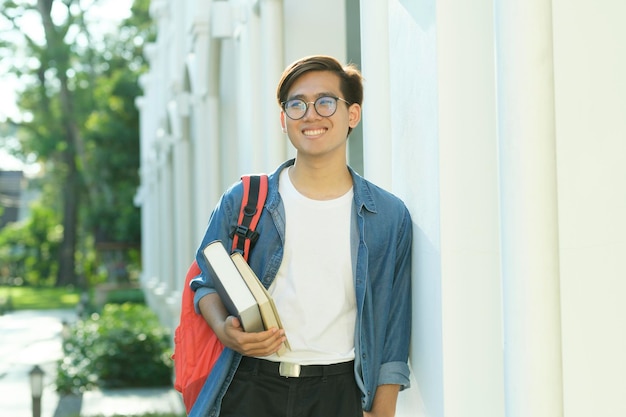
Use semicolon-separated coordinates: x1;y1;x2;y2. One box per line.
281;95;352;120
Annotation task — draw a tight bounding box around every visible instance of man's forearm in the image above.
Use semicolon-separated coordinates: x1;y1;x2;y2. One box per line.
197;292;228;337
364;384;400;417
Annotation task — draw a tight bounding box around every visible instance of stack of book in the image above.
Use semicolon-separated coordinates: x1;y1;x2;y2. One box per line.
202;240;289;355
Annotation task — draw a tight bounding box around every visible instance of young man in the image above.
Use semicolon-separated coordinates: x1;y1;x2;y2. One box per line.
190;55;412;417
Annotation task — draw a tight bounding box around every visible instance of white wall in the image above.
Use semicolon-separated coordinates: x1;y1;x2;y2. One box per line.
381;1;504;416
283;0;347;65
370;1;626;416
553;1;626;417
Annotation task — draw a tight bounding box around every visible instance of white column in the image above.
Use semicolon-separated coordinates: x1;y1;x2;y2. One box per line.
360;0;392;189
173;138;192;283
236;5;263;173
189;22;222;244
157;143;175;295
146;176;159;295
167;92;193;287
495;1;564;416
260;0;285;170
136;167;156;286
134;95;153;287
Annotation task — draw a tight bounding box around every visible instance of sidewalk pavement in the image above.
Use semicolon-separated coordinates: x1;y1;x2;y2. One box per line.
0;309;186;417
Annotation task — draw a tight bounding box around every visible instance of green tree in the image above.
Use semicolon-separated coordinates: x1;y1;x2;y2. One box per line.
0;0;153;287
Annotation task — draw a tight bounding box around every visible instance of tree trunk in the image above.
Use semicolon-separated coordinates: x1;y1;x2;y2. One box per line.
57;148;79;287
38;0;82;286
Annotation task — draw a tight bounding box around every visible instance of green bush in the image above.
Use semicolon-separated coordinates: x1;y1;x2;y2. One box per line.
56;303;173;394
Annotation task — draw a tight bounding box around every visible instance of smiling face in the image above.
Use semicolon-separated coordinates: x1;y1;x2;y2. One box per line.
280;71;361;162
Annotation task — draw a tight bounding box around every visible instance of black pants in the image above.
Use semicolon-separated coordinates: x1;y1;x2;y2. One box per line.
220;357;363;417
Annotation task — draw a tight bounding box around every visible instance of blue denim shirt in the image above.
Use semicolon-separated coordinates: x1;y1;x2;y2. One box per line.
190;159;412;416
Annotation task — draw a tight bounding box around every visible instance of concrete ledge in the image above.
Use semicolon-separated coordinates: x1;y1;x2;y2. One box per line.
79;387;185;417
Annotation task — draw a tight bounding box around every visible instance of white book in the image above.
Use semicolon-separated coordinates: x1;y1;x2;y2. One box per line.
202;240;263;333
231;252;290;355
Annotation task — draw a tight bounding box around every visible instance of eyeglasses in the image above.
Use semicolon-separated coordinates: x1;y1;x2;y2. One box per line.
281;96;351;120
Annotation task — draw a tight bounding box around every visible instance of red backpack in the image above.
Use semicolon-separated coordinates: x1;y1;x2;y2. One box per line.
173;174;269;412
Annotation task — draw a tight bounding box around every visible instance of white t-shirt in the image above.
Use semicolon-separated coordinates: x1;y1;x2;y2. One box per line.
264;168;356;365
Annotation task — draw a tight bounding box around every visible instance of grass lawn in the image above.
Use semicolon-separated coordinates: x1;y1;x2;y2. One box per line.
0;285;81;310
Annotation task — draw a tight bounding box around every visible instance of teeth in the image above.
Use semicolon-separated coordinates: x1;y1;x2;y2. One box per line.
303;128;326;136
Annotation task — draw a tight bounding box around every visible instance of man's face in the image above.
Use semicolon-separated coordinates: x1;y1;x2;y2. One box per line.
280;71;361;161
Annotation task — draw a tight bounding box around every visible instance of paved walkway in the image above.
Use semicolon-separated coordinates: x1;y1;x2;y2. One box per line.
0;309;185;417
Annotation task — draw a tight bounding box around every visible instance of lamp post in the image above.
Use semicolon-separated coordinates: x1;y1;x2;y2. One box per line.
61;320;71;341
29;365;44;417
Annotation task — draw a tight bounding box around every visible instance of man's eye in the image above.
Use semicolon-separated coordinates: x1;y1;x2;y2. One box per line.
286;100;304;109
317;97;335;107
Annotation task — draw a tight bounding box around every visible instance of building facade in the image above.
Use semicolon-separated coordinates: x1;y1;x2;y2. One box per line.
0;170;24;229
136;1;626;416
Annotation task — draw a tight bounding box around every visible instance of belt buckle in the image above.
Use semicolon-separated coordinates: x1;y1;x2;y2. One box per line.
279;362;301;378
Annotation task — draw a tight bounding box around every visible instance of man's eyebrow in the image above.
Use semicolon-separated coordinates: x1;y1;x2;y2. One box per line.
287;91;336;101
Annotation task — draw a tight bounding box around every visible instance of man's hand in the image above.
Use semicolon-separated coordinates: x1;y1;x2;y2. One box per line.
220;315;286;357
198;293;286;357
363;384;400;417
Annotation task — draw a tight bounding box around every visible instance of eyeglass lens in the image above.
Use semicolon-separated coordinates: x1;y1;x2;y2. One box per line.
283;96;339;120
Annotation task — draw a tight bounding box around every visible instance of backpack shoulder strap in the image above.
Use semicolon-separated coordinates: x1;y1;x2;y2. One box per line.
231;174;268;261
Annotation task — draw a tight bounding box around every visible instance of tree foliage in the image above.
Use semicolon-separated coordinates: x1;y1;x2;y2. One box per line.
0;202;61;286
0;0;154;286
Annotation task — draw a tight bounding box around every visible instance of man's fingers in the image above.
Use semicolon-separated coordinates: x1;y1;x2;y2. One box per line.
222;318;286;356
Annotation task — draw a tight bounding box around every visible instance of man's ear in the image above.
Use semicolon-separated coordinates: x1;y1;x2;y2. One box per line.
348;103;361;129
280;111;287;132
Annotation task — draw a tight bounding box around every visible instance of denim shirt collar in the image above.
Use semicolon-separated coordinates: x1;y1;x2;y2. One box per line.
266;158;378;214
